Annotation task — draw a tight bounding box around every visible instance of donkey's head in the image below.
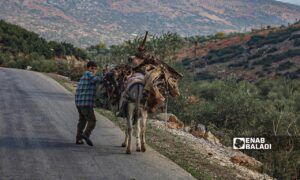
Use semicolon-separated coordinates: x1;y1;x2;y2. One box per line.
102;64;133;105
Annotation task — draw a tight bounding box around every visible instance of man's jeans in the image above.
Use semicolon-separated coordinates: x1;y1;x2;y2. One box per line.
76;107;96;140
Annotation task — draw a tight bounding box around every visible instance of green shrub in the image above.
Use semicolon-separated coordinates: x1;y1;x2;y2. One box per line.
255;71;265;77
213;45;244;56
55;61;70;76
14;57;30;69
175;80;265;137
267;47;278;53
181;58;191;66
205;45;245;65
254;50;300;66
289;34;300;40
197;81;225;101
247;35;265;46
294;39;300;47
285;69;300;79
6;59;16;68
30;58;56;72
266;30;291;44
194;71;217;81
0;53;6;65
41;60;56;72
277;61;294;71
68;66;85;81
248;30;293;48
248;49;265;60
228;60;248;68
195;62;205;68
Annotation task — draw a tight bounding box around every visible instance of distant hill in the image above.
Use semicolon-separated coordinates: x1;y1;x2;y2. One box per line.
180;22;300;81
1;0;300;47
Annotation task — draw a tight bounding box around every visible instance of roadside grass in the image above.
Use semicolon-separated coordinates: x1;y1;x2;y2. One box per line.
95;108;220;180
47;73;75;93
48;73;240;180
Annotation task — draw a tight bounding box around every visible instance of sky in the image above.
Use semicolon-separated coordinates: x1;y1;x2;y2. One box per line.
277;0;300;5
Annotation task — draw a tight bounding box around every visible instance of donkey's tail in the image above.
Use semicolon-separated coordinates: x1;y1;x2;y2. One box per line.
132;85;139;125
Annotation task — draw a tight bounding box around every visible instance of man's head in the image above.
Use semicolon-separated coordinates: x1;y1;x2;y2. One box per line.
86;61;98;74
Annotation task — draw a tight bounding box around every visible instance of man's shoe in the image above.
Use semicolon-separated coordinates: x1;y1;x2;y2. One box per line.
81;134;93;146
75;139;84;145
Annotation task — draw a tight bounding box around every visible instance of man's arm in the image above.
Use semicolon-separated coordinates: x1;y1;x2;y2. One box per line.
91;75;102;84
87;72;103;84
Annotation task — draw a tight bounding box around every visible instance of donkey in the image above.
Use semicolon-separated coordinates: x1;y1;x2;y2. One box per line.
121;82;148;154
96;64;132;110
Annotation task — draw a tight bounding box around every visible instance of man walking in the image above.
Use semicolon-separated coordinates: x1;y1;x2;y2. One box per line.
75;61;102;146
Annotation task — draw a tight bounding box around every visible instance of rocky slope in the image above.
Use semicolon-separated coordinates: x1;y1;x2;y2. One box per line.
1;0;300;47
150;115;273;180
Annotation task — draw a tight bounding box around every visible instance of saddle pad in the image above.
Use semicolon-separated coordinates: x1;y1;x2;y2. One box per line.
125;73;145;91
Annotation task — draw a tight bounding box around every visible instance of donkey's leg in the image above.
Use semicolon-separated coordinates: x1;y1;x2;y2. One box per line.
141;110;148;152
126;103;134;154
121;127;128;147
126;119;133;154
136;117;141;152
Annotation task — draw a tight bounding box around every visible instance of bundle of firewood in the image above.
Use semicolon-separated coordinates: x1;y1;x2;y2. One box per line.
101;31;183;113
129;32;183;112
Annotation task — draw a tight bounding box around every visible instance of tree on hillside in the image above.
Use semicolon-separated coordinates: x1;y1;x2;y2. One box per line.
215;32;225;39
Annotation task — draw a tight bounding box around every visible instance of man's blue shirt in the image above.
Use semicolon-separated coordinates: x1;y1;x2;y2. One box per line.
75;71;101;107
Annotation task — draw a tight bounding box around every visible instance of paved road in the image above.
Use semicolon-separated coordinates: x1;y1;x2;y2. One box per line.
0;68;194;180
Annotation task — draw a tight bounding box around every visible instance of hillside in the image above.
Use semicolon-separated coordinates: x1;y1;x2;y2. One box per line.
180;22;300;81
1;0;300;47
0;20;86;79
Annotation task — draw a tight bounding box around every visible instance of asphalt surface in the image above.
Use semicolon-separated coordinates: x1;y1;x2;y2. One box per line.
0;68;194;180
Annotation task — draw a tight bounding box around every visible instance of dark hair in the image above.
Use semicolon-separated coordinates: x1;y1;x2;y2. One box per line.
87;61;97;68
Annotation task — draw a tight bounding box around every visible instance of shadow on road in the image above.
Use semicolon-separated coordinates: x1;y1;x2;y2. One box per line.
0;137;78;149
0;137;128;155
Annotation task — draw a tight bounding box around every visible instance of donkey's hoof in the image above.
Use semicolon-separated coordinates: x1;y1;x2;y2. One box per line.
121;143;127;147
136;147;141;152
141;146;146;152
126;149;131;154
